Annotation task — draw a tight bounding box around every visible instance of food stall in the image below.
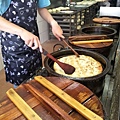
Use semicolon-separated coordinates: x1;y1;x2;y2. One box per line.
0;1;120;120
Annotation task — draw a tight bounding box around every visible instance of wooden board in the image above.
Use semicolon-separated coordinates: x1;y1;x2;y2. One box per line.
0;77;105;120
68;38;113;49
93;17;120;24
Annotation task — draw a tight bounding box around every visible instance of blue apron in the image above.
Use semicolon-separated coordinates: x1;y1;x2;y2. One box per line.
0;0;42;85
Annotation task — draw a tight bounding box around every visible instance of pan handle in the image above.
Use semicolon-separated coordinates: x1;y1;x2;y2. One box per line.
53;43;65;52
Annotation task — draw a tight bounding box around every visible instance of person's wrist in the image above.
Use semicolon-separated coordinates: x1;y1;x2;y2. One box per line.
50;20;58;27
16;28;26;37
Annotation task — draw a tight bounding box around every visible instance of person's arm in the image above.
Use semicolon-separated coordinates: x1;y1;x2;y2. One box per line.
0;16;42;51
38;8;64;40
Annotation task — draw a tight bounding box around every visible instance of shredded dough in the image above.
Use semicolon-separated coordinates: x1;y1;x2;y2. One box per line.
53;55;103;77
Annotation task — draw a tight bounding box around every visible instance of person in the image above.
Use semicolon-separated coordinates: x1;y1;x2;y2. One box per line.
100;0;110;7
109;0;117;6
0;0;64;86
62;0;67;7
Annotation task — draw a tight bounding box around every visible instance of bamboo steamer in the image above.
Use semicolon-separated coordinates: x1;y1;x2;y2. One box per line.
0;77;105;120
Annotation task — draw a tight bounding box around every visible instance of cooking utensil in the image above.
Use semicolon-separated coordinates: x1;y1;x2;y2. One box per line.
62;39;79;57
70;39;113;45
6;88;42;120
42;48;75;74
35;76;103;120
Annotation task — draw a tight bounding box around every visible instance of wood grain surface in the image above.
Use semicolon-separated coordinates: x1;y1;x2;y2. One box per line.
0;76;104;120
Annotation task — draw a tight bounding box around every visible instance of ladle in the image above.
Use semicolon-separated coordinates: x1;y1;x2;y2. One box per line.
42;48;75;74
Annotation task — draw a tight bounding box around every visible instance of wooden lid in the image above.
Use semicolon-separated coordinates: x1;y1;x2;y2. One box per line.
0;77;105;120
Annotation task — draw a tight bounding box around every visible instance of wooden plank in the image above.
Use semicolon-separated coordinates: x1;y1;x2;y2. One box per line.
93;17;120;24
24;84;74;120
0;96;41;119
68;35;107;40
70;39;113;45
6;88;42;120
35;76;103;120
0;106;22;120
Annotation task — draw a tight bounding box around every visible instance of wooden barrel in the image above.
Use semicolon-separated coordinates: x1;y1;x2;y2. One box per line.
0;77;105;120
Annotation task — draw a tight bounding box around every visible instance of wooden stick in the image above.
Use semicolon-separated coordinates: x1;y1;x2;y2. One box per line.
24;84;74;120
62;39;79;57
69;35;107;40
70;39;113;45
34;76;103;120
93;17;120;24
6;88;42;120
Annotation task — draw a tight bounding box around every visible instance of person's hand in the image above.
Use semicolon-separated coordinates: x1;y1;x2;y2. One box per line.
51;20;64;40
19;29;43;52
